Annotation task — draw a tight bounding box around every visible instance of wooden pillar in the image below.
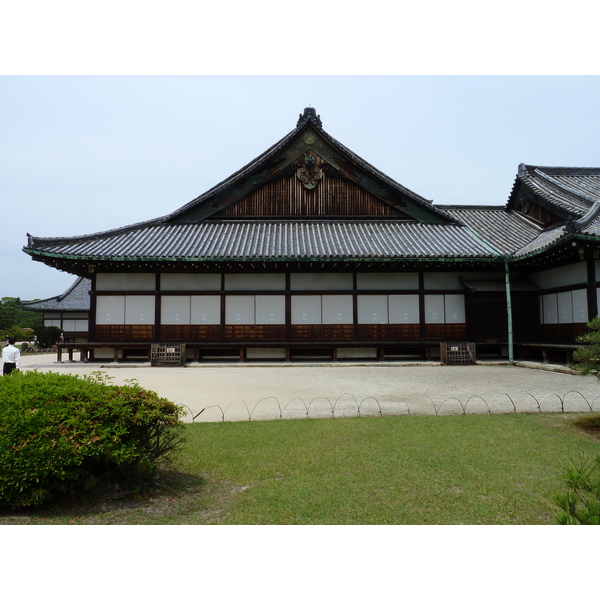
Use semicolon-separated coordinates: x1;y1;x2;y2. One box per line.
586;250;597;320
418;272;426;341
505;260;514;365
88;273;97;341
285;272;291;343
155;273;161;342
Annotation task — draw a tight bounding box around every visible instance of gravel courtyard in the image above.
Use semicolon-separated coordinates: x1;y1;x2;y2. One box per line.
16;353;600;422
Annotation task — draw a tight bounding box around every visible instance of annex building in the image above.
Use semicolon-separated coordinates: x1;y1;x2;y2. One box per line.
23;108;600;364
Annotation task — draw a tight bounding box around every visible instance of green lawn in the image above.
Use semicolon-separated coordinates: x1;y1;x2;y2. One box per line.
2;413;598;524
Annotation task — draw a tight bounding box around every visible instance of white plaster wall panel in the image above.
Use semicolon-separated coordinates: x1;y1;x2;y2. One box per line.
322;295;353;324
529;262;587;289
191;296;221;325
161;296;191;325
388;294;420;324
337;348;378;359
557;291;574;324
224;273;285;291
161;273;221;291
290;273;353;291
291;295;322;324
226;295;255;324
44;319;62;327
96;273;156;291
357;295;388;324
542;294;559;324
246;348;287;359
255;295;285;325
356;273;418;290
96;295;125;324
423;273;463;290
571;289;588;323
424;295;445;323
444;294;466;324
124;296;155;324
63;319;89;331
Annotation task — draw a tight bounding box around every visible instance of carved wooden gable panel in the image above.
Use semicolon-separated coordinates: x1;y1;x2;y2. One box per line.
215;151;408;219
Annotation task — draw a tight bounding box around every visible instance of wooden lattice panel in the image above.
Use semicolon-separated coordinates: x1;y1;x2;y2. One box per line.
440;342;476;365
151;343;186;366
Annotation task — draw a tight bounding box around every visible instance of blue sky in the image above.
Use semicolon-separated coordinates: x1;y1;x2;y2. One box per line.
3;75;599;300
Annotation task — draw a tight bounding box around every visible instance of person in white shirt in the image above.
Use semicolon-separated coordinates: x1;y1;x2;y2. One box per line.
2;337;20;375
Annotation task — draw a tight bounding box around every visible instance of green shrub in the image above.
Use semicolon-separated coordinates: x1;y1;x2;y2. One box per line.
0;370;185;509
571;316;600;376
33;325;62;348
554;453;600;524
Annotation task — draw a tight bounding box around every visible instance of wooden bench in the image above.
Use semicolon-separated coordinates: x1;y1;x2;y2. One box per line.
516;342;585;364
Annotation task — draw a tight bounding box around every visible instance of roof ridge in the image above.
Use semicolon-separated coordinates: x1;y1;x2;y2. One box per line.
567;200;600;232
438;205;505;210
533;168;597;206
523;164;600;176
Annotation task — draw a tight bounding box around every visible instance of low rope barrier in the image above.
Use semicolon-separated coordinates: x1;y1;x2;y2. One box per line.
181;391;600;422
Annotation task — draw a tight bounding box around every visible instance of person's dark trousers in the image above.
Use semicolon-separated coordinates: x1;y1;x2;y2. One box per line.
3;363;16;375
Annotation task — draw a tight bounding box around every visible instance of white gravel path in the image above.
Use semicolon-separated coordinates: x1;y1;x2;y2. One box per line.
15;353;600;422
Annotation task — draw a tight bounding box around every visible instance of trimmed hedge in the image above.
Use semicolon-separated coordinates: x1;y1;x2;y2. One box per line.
0;370;185;509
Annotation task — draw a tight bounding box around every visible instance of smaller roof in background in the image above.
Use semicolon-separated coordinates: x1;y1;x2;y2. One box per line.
509;164;600;217
23;277;91;312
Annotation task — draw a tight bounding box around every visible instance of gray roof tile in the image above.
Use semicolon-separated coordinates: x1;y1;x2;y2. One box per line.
23;277;91;311
29;221;498;261
439;206;542;255
514;165;600;217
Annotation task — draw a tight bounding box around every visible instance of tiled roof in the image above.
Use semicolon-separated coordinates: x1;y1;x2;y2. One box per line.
512;227;567;257
27;220;499;261
22;110;600;271
439;206;541;255
23;277;91;311
512;165;600;217
446;167;600;259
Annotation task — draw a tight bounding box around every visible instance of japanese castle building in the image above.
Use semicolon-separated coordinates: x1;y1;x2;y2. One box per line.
23;108;600;363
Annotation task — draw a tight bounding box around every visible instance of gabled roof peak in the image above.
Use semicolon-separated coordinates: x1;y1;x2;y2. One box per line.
297;107;322;129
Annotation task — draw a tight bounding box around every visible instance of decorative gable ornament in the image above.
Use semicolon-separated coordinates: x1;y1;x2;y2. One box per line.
296;152;323;189
297;107;323;129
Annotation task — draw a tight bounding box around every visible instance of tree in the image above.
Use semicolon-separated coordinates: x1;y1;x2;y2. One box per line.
0;297;43;334
571;316;600;377
555;453;600;524
0;297;20;330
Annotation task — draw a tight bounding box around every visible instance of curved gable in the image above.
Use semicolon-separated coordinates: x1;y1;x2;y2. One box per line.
166;109;452;224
